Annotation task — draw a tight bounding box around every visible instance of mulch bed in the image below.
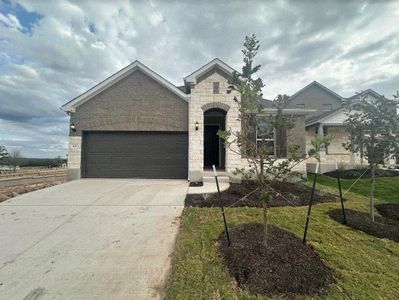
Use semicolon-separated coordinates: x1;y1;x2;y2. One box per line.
324;168;399;179
328;208;399;242
375;204;399;222
218;223;334;298
189;181;203;187
185;180;338;208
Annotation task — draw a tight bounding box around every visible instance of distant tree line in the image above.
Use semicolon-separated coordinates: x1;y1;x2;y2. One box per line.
4;157;67;167
0;145;66;168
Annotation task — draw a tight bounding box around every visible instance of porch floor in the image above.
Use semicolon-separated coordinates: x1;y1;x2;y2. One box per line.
202;169;230;177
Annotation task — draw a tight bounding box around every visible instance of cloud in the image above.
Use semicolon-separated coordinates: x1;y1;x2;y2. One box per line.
0;0;398;158
0;12;22;30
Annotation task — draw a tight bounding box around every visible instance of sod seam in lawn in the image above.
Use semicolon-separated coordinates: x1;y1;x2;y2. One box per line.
165;176;399;299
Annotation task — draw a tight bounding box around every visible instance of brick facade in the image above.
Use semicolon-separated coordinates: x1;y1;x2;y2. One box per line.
287;83;342;119
69;70;188;136
66;69;188;180
239;114;308;174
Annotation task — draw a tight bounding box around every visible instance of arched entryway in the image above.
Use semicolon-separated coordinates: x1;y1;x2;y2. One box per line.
203;108;226;169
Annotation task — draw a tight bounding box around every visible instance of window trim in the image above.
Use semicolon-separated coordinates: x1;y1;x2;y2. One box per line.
322;103;332;112
256;119;275;155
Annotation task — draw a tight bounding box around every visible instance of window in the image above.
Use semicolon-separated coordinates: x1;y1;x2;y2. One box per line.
256;119;275;155
296;103;305;108
213;82;219;94
323;104;332;111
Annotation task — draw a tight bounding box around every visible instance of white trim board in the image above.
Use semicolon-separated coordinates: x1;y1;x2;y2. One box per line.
259;108;317;116
306;107;347;127
184;58;237;84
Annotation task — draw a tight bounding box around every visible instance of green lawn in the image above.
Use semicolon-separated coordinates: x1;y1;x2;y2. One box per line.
308;173;399;204
165;176;399;299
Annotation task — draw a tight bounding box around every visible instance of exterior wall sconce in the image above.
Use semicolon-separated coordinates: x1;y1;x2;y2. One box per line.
70;123;76;132
195;121;199;131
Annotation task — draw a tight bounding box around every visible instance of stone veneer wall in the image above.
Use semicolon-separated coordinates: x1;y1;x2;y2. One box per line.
188;69;241;180
326;127;349;155
240;159;307;175
287;115;307;156
305;125;355;164
305;125;369;167
67;136;82;180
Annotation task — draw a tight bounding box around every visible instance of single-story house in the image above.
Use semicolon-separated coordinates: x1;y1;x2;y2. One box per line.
62;59;314;181
62;59;396;180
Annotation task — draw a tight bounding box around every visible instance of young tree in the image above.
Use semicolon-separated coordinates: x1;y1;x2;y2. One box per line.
54;156;64;167
9;150;23;172
220;34;328;246
344;93;399;221
0;146;8;161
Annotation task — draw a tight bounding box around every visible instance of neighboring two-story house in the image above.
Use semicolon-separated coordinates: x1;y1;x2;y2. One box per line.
287;81;386;171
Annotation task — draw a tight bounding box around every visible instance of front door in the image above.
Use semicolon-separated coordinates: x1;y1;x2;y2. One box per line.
204;125;220;167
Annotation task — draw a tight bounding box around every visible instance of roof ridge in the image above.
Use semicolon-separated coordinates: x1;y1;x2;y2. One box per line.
345;88;382;100
61;60;188;112
184;58;237;84
289;81;344;101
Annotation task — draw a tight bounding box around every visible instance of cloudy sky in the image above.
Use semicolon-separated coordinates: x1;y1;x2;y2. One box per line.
0;0;398;158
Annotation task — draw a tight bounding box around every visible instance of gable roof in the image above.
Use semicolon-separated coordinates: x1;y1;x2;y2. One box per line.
345;89;382;102
262;99;275;108
305;106;345;127
184;58;237;84
177;85;187;93
62;60;188;112
289;81;344;102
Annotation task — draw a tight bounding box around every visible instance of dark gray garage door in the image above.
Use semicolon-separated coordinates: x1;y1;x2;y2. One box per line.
82;132;188;179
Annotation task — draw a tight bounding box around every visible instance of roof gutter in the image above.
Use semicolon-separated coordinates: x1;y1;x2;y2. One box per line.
257;108;317;116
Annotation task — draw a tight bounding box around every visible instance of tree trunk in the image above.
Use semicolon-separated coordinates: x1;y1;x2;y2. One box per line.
370;164;375;222
263;200;268;247
360;138;364;164
260;155;264;180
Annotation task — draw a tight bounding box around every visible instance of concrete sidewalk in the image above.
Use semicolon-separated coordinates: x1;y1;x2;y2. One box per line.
187;182;230;194
0;179;188;299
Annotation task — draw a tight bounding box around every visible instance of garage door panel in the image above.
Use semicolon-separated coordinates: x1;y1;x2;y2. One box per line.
82;132;188;178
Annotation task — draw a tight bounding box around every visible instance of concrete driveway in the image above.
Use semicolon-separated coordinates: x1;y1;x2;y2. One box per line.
0;179;188;299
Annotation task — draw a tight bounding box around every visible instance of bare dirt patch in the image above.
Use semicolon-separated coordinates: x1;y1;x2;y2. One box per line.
218;223;334;298
375;204;399;222
328;208;399;242
0;168;66;202
185;181;338;208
